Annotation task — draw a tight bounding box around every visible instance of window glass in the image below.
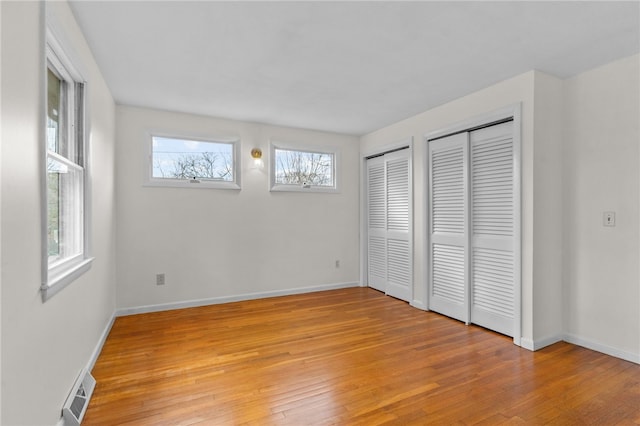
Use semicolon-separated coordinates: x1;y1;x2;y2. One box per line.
47;156;83;264
151;136;235;182
47;156;61;259
46;65;84;269
47;69;62;154
274;148;334;187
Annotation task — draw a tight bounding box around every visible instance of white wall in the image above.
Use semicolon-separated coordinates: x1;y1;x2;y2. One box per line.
360;71;540;346
0;2;116;425
563;54;640;362
116;106;360;311
0;2;3;421
531;72;565;344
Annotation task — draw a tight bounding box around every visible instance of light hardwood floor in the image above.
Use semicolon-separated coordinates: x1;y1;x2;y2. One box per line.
84;287;640;425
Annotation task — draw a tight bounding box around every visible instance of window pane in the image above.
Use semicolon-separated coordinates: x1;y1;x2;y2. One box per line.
47;69;62;154
47;155;83;264
47;162;60;258
274;149;334;186
152;137;234;181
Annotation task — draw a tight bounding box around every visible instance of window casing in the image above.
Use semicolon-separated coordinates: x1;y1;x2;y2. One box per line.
42;32;92;301
269;142;340;193
145;134;241;189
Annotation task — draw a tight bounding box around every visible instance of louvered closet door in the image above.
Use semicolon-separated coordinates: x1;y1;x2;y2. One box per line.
428;133;469;322
469;121;515;336
367;156;387;293
366;149;412;302
384;150;412;302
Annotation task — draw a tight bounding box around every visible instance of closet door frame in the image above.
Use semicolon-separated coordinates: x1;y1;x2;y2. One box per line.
360;138;415;304
424;104;522;346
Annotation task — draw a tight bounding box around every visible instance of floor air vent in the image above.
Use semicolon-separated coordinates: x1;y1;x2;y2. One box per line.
62;369;96;425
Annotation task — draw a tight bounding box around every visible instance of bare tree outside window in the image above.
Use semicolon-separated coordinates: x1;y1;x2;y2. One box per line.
274;148;334;186
152;137;234;181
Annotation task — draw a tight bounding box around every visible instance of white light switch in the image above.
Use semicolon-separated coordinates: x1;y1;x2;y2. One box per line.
603;211;616;227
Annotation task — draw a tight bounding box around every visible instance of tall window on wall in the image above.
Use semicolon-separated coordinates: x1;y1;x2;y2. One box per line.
269;142;339;193
43;31;92;301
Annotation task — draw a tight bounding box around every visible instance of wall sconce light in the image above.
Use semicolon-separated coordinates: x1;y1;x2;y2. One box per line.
251;148;264;169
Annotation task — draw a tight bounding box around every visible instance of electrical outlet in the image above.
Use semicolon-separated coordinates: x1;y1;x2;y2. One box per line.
603;211;616;227
335;260;340;268
156;273;165;285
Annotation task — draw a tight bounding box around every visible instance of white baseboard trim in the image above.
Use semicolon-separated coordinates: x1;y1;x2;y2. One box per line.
520;333;639;364
410;299;428;311
520;337;534;351
86;313;116;372
57;313;117;426
520;334;563;351
116;281;360;317
564;333;640;364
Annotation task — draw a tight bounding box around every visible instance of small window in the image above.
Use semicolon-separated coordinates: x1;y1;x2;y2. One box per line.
270;142;339;193
146;135;240;189
43;32;92;301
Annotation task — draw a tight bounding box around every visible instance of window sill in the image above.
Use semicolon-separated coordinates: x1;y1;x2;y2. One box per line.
270;184;339;193
41;257;94;302
144;179;241;190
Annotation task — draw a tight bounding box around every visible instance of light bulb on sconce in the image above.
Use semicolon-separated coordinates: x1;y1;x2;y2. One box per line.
251;148;264;169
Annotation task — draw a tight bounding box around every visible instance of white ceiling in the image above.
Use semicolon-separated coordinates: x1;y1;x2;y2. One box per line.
69;1;640;136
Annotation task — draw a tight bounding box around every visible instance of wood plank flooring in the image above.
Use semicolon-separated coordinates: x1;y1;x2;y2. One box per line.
84;288;640;425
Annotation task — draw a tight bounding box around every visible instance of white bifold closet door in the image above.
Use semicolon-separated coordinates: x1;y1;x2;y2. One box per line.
428;133;469;322
428;121;516;337
367;149;412;302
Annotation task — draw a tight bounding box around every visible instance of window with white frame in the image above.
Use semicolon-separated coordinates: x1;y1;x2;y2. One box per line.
146;135;240;189
43;32;92;301
270;142;339;192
